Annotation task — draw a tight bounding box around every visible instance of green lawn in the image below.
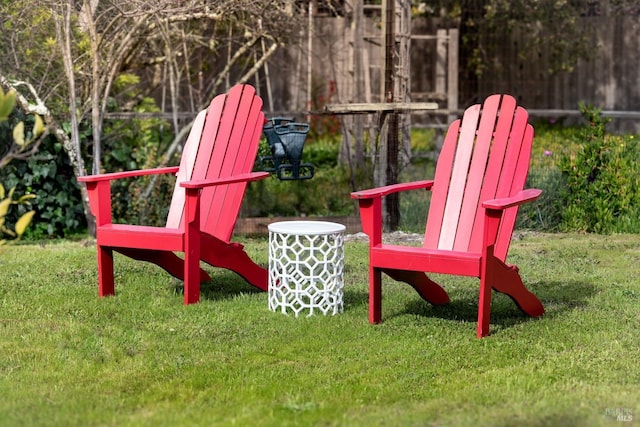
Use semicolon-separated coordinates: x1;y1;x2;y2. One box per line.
0;233;638;426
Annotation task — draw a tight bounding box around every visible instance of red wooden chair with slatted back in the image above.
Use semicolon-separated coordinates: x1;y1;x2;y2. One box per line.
351;94;544;337
78;84;269;304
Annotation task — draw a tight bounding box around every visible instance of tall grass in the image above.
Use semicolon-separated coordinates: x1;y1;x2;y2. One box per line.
1;234;638;426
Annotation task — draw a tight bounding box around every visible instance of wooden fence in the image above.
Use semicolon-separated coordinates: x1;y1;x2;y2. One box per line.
435;16;640;132
259;14;639;132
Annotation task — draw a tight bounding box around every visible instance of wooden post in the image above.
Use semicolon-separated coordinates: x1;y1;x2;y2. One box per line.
307;1;313;120
447;29;459;123
353;0;365;167
398;0;412;172
383;0;399;231
436;29;447;97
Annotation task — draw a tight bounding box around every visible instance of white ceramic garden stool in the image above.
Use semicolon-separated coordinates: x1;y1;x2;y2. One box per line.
268;221;346;316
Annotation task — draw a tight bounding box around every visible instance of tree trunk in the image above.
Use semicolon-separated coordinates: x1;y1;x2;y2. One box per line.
55;4;95;235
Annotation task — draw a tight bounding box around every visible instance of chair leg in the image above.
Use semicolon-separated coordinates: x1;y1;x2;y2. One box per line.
477;243;496;338
183;254;200;305
116;248;211;283
477;271;493;338
369;266;382;324
382;269;450;305
184;225;201;305
490;260;545;318
97;246;115;297
477;255;545;338
200;234;268;291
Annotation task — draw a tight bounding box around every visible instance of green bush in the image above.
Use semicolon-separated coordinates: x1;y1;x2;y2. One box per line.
516;111;640;233
246;137;358;217
556;104;640;233
302;136;343;168
0;89;47;239
0;134;85;238
0;183;35;246
517;165;565;231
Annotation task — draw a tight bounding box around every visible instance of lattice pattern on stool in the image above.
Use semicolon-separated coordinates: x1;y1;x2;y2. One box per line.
268;227;344;316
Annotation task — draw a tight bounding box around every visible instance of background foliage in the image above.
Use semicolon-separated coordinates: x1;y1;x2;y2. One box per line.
0;128;83;238
0;88;38;243
556;105;640;233
2;103;639;238
518;106;640;233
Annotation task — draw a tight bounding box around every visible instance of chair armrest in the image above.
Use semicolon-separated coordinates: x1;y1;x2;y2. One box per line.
180;172;270;189
77;166;180;183
482;188;542;210
351;180;434;246
78;166;180;226
351;180;434;200
481;188;542;260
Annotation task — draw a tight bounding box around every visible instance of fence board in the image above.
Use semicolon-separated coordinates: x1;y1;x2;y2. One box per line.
469;16;639;131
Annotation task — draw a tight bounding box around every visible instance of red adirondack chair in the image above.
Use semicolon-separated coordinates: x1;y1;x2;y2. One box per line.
351;94;544;337
78;84;269;304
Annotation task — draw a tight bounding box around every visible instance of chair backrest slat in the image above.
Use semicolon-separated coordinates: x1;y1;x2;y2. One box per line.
423;119;460;249
469;106;530;256
492;121;534;259
166;109;208;229
202;89;264;240
436;104;481;250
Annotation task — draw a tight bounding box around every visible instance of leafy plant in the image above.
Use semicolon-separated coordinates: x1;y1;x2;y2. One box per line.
0;183;35;250
1;86;46;166
557;104;640;233
247;137;357;218
0;128;85;238
0;86;40;244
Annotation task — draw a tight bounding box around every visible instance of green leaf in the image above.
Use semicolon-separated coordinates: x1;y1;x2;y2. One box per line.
13;121;26;146
0;183;4;199
15;210;35;237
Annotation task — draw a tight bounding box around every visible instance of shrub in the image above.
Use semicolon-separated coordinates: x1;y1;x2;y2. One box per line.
0;183;35;249
0;87;39;242
556;104;640;233
0;135;85;238
245;137;357;217
0;80;176;236
517;165;565;231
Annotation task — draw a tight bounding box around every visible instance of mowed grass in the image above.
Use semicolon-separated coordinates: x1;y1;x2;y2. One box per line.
0;233;638;426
